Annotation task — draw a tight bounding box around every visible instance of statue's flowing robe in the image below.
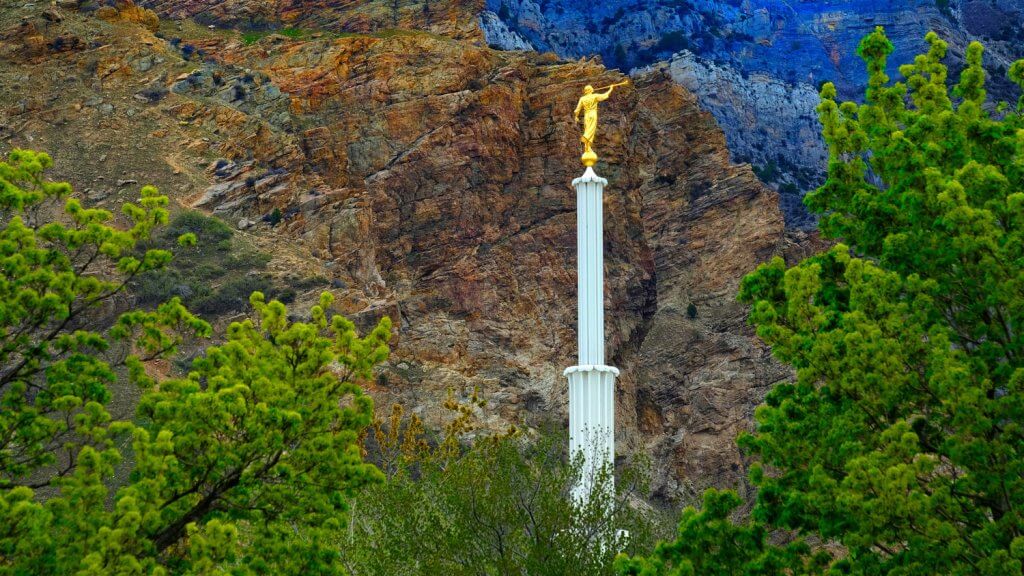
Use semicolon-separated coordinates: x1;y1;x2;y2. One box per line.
575;92;610;149
583;106;598;146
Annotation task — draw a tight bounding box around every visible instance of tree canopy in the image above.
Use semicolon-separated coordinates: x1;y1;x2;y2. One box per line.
346;400;672;576
619;28;1024;575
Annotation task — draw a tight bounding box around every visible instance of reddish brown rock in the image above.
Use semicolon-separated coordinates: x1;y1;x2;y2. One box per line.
140;0;484;40
98;1;161;32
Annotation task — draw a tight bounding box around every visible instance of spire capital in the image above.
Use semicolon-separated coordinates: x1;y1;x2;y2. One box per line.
563;364;620;377
572;167;608;187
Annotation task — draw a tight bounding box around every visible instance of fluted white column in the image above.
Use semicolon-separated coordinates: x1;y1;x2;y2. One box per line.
575;168;605;366
565;364;618;504
565;166;617;507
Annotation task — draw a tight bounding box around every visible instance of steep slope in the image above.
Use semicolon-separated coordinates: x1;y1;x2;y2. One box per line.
0;2;791;501
485;0;1024;227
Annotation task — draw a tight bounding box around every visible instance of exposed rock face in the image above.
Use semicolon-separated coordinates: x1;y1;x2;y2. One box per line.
479;9;532;50
640;52;826;230
490;0;1024;100
141;0;484;40
0;2;791;502
488;0;1024;226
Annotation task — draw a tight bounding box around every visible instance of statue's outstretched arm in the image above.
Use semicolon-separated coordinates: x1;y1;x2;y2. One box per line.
603;80;628;98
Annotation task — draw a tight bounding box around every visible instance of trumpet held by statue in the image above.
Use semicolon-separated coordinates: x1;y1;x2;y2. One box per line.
592;80;630;91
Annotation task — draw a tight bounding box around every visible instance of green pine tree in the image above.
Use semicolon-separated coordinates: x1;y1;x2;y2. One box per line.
0;149;208;492
0;149;391;574
618;28;1024;575
615;489;827;575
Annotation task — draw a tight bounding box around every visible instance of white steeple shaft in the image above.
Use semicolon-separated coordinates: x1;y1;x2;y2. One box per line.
576;171;605;365
566;167;617;507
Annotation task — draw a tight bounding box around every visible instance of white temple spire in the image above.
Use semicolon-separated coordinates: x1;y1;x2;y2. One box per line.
564;166;618;506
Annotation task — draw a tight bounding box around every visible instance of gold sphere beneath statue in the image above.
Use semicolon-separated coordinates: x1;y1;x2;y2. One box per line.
581;149;598;167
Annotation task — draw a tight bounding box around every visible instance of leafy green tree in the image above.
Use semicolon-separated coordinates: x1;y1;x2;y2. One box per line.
0;149;391;574
618;29;1024;575
345;397;672;576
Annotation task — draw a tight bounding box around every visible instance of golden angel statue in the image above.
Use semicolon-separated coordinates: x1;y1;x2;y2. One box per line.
573;80;628;166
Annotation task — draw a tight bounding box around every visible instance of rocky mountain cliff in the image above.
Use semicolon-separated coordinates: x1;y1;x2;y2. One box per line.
0;1;811;503
484;0;1024;227
144;0;485;39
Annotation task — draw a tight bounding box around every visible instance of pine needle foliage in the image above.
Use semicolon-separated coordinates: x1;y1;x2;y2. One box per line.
0;150;391;575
